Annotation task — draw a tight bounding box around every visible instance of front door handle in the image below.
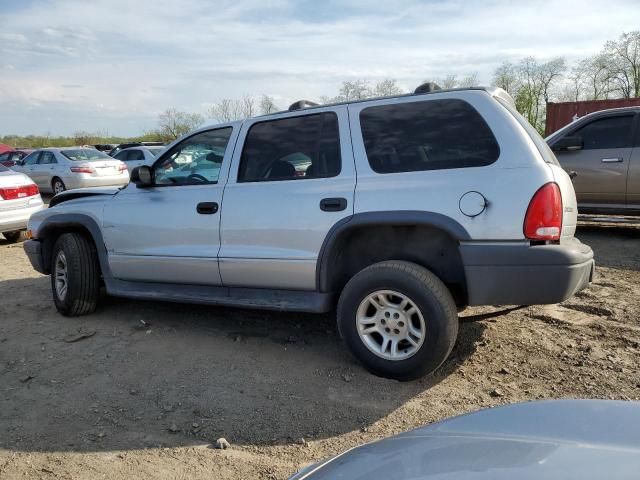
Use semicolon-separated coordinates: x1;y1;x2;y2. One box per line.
601;157;623;163
196;202;218;214
320;197;347;212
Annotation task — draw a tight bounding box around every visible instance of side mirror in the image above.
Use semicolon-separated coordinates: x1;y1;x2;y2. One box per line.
131;165;154;187
552;135;583;152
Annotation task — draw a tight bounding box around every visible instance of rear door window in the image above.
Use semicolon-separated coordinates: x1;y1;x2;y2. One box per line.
39;152;57;164
238;112;341;182
359;99;499;173
571;115;634;150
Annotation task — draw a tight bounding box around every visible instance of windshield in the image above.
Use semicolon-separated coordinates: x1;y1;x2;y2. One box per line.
61;149;112;162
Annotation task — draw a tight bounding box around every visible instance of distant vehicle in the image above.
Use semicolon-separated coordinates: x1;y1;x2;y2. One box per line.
113;146;165;173
0;163;45;243
12;148;129;194
93;144;117;152
287;400;640;479
109;142;164;157
547;107;640;215
24;85;593;380
0;149;32;168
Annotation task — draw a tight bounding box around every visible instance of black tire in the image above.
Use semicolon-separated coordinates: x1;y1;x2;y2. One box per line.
337;260;458;381
52;177;66;194
2;230;27;243
51;233;100;316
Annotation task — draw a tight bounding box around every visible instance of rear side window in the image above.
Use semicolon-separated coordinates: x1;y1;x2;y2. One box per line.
572;115;633;150
238;112;341;182
360;99;499;173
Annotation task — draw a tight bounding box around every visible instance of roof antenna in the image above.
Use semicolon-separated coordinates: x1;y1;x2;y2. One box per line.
288;100;319;111
414;82;441;94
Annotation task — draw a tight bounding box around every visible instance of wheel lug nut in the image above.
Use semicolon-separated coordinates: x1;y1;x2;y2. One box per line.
381;319;386;325
394;328;400;334
398;321;404;327
385;312;390;318
385;327;390;333
393;313;399;319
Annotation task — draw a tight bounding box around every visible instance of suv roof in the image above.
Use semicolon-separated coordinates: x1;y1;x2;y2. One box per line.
274;86;515;116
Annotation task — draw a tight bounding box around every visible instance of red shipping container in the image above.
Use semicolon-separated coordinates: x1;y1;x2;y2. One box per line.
545;98;640;136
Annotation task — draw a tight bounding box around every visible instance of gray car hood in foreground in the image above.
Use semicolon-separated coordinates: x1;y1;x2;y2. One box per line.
292;400;640;479
48;186;123;207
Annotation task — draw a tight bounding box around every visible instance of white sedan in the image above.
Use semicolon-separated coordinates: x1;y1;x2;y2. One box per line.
113;146;165;173
12;147;129;194
0;164;44;243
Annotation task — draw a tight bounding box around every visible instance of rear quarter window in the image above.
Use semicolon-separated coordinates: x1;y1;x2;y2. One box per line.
360;99;499;174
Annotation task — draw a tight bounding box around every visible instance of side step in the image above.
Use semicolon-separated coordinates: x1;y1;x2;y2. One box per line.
105;278;333;313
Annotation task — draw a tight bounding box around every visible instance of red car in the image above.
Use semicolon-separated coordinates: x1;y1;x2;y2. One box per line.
0;149;33;168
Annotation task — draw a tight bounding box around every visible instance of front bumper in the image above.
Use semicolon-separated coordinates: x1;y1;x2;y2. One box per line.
24;239;46;274
461;238;595;306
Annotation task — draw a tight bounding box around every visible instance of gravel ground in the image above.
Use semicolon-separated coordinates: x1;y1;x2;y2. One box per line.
1;223;639;479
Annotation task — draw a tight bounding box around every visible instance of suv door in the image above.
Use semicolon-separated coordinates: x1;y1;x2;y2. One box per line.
102;126;238;285
552;113;635;208
627;115;640;210
219;107;355;290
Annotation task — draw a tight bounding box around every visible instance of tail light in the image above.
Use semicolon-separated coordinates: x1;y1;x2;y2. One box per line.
524;182;562;241
118;162;128;172
0;184;39;200
70;166;95;174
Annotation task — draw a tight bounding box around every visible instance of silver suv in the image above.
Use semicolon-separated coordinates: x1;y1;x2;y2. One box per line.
23;86;595;380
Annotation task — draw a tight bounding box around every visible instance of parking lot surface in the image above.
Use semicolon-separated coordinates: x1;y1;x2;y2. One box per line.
1;223;639;479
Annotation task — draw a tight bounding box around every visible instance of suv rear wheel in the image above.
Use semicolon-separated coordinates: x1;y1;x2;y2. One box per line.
51;233;100;316
337;260;458;381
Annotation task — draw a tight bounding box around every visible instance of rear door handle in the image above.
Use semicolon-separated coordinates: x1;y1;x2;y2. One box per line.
320;197;347;212
601;157;623;163
196;202;218;214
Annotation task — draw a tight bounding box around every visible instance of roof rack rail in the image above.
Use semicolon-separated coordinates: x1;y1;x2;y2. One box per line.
414;82;441;94
288;100;319;111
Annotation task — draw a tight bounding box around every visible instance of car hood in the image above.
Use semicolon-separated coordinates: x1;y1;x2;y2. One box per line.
293;400;640;480
49;186;123;208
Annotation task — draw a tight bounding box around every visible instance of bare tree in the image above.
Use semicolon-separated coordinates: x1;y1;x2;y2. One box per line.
72;131;95;145
338;79;372;101
259;95;279;115
603;31;640;98
458;72;479;88
208;95;257;122
572;54;614;100
157;108;204;141
372;78;403;97
492;62;519;94
438;74;458;89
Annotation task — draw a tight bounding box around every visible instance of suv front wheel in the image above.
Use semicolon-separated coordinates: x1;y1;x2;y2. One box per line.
51;233;100;316
337;261;458;381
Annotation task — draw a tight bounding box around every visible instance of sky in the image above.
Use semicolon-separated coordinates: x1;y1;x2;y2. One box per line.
1;0;639;137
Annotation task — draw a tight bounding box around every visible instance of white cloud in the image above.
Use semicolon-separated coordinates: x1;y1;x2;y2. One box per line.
0;0;638;135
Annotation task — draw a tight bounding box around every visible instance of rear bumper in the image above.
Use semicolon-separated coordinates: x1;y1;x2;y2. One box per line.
24;239;46;274
461;238;595;306
63;174;129;190
0;201;45;233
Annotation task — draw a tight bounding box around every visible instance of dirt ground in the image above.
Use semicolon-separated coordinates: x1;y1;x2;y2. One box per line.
1;221;639;479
